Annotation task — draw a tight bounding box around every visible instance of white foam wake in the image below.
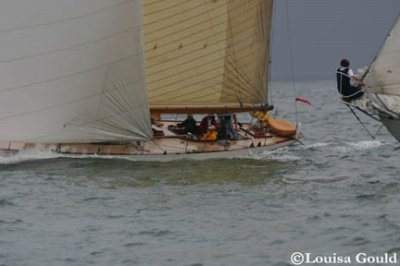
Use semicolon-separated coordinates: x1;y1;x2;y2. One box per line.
332;140;383;153
244;147;301;161
0;150;123;164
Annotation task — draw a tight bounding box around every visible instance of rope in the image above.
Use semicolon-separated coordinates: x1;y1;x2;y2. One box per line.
346;105;376;140
338;73;376;139
344;98;399;149
341;89;365;99
343;101;380;122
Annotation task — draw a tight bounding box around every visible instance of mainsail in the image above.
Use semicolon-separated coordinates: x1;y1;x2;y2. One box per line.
143;0;273;112
0;0;152;143
0;0;274;144
364;15;400;116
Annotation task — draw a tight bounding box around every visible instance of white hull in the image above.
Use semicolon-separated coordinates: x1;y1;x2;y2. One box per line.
0;122;299;161
379;114;400;142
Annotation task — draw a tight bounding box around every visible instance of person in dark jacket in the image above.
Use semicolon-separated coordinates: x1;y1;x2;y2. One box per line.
336;58;364;101
199;113;217;134
178;114;200;135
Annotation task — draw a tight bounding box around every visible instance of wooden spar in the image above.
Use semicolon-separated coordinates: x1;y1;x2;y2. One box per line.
150;105;274;114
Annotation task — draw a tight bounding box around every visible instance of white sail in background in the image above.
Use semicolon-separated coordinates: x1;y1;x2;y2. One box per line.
364;16;400;96
363;16;400;116
143;0;273;110
0;0;153;143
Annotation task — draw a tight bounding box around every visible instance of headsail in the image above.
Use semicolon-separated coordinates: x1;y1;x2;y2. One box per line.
143;0;273;113
364;15;400;96
0;0;152;143
363;15;400;116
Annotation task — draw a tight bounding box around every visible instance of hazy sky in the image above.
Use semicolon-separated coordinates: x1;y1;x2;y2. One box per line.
270;0;400;80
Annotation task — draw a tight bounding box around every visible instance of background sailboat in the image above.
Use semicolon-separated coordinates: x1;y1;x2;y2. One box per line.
361;15;400;142
0;0;299;159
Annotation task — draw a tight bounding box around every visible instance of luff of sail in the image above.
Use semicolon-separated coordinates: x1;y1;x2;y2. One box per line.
363;15;400;116
0;0;153;143
143;0;273;113
364;16;400;96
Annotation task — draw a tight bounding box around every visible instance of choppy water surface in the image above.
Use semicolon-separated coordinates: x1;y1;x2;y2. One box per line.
1;80;400;266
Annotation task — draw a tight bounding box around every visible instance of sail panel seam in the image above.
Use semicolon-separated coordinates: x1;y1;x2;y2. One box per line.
0;0;134;34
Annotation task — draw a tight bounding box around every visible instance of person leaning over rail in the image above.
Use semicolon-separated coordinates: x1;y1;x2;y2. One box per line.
336;58;364;102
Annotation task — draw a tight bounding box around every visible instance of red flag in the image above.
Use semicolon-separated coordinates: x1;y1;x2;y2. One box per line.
295;97;313;106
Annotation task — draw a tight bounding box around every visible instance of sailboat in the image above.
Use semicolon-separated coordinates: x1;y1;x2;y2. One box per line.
0;0;300;160
347;15;400;143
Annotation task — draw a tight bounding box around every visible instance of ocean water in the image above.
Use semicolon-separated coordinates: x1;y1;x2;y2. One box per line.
1;80;400;266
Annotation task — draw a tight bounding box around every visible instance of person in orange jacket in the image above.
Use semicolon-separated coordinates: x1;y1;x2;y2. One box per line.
200;125;218;141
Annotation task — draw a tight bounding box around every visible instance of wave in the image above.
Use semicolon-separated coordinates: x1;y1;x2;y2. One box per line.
0;140;383;165
303;142;332;149
331;140;383;153
297;140;383;153
244;146;301;161
0;150;119;165
0;150;60;164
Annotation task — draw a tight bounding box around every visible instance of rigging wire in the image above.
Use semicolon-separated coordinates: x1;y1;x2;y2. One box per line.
283;0;299;124
338;76;378;139
343;99;399;149
338;67;399;148
346;104;376;140
268;0;276;112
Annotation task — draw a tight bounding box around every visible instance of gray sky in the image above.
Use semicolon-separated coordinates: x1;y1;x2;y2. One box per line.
270;0;400;81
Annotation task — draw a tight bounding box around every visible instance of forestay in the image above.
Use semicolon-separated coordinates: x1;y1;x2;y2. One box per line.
0;0;153;143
